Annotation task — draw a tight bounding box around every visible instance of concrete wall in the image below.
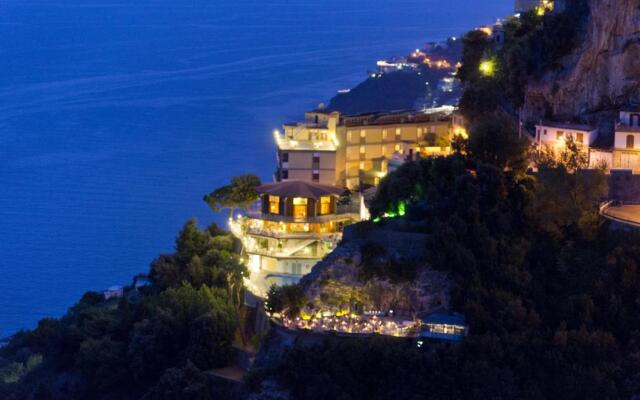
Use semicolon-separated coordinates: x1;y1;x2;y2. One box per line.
609;170;640;202
614;131;640;149
589;149;612;169
536;125;595;148
279;150;336;185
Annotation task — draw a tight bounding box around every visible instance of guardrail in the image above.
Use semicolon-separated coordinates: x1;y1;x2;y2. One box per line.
599;201;640;228
244;211;359;224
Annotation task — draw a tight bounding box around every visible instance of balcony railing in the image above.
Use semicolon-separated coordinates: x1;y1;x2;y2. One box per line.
244;226;342;243
245;210;358;224
274;131;337;152
242;244;331;259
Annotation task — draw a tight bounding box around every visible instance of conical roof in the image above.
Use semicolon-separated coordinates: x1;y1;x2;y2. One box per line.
256;180;343;200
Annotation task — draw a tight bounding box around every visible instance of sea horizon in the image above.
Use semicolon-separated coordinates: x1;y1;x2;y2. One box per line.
0;0;512;337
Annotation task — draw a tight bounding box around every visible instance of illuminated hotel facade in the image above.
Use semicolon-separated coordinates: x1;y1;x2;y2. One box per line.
230;180;359;296
274;110;340;185
339;107;460;188
274;106;465;189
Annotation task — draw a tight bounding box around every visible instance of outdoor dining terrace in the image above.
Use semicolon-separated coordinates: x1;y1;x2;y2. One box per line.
277;312;419;337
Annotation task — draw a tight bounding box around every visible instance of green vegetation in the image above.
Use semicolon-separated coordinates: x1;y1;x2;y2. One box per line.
0;220;246;400
458;2;590;122
265;285;306;319
204;174;261;218
248;119;640;398
534;134;589;173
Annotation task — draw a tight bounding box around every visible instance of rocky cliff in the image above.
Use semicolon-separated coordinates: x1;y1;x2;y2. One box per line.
523;0;640;122
298;225;450;317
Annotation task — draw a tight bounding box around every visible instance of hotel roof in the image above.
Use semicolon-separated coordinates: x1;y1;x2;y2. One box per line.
342;108;454;127
256;180;343;199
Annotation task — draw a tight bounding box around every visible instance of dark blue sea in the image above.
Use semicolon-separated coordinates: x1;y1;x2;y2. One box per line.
0;0;511;337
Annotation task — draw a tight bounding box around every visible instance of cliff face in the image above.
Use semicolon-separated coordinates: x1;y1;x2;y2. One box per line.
299;225;450;316
523;0;640;121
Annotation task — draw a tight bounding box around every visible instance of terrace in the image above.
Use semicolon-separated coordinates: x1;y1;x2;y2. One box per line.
273;309;468;340
278;312;419;337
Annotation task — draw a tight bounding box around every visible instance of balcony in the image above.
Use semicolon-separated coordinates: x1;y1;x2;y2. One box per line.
244;225;342;244
242;239;335;260
274;130;337;152
246;205;359;224
230;214;344;243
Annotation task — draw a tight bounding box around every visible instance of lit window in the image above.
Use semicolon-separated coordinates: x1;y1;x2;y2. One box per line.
382;145;386;155
394;144;401;152
360;146;365;154
293;197;308;218
382;129;387;139
269;196;280;214
348;131;353;141
360;129;366;138
557;131;564;140
395;128;401;136
319;196;331;215
359;161;365;170
576;133;584;144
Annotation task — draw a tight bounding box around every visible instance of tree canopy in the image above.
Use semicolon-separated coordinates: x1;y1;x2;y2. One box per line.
0;220;244;400
248;148;640;399
204;174;261;217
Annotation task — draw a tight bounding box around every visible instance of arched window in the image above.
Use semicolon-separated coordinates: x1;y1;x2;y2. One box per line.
627;135;635;149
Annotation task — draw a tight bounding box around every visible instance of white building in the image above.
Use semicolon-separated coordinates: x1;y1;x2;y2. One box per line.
612;109;640;172
376;59;418;74
230;181;360;296
535;121;598;156
104;286;124;300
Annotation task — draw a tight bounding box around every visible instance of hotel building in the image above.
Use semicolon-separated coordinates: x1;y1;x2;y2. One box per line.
274;109;340;185
230;180;359;296
274;106;461;189
339;107;457;188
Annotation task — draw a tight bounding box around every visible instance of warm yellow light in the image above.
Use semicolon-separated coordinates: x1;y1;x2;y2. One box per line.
479;59;496;77
477;26;492;36
454;128;468;139
375;171;387;179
